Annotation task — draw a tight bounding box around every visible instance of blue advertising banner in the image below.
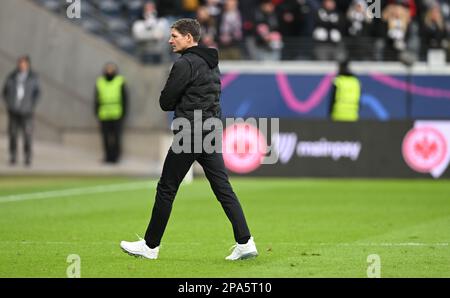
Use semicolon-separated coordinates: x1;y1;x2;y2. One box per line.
220;72;450;120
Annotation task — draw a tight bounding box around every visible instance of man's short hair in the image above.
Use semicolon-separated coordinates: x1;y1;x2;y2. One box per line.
103;62;118;72
171;18;201;42
18;55;31;65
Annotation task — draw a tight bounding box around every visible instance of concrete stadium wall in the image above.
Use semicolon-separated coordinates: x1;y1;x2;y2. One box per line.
0;0;171;160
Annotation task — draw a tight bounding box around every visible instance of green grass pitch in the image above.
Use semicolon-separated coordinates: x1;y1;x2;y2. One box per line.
0;176;449;277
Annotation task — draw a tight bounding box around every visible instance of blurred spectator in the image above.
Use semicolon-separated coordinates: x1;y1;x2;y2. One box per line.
132;1;171;63
393;0;417;18
181;0;201;18
155;0;184;23
437;0;450;33
126;0;146;24
197;5;218;48
345;0;374;60
423;0;450;30
205;0;223;18
238;0;259;59
329;60;361;122
381;1;412;60
400;0;421;61
252;0;283;61
312;0;345;61
421;0;450;61
2;55;40;166
334;0;352;14
420;2;448;59
239;0;258;35
95;63;128;164
276;0;316;60
277;0;315;37
217;0;243;60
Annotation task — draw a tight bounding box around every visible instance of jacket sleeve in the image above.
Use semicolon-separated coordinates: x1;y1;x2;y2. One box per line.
94;87;99;118
159;58;191;111
32;75;41;105
121;83;128;119
2;74;11;101
329;83;336;117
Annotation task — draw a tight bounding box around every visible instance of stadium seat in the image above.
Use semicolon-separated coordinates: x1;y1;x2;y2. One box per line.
80;1;96;16
104;16;130;33
112;33;137;55
123;0;143;11
98;0;122;17
80;17;105;36
35;0;62;12
124;0;144;23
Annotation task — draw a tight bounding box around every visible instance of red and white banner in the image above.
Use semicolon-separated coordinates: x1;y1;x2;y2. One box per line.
402;121;450;178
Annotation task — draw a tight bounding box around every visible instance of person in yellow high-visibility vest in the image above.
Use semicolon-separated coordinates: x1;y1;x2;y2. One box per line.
329;60;361;122
94;62;128;163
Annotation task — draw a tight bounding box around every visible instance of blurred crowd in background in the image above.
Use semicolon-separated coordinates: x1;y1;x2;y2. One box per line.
34;0;450;64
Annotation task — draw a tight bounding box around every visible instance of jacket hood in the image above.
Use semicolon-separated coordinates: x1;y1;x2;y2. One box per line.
183;46;218;69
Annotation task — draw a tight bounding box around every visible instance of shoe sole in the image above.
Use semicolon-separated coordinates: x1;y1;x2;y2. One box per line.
120;247;157;259
226;252;258;261
238;252;258;260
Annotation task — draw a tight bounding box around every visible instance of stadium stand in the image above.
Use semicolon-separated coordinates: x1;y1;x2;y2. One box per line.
33;0;450;64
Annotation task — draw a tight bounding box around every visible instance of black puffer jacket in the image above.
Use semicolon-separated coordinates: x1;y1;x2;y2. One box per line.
159;46;222;126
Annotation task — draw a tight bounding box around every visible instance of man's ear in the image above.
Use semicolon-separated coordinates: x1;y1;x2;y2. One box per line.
186;33;193;42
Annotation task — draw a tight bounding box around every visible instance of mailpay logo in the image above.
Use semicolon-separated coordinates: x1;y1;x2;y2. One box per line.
272;133;297;164
402;121;450;178
273;133;362;163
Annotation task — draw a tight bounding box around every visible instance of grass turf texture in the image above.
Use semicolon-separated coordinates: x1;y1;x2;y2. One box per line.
0;177;449;277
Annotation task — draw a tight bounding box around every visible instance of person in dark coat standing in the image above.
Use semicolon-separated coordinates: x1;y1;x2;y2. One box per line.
120;18;258;261
2;55;40;166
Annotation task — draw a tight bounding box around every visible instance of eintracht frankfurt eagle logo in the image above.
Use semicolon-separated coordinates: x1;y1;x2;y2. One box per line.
402;126;447;173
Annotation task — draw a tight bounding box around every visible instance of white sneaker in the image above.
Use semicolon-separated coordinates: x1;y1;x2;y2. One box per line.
120;237;159;259
225;237;258;260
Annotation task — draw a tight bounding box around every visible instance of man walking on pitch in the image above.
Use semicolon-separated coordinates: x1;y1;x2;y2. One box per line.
120;18;257;260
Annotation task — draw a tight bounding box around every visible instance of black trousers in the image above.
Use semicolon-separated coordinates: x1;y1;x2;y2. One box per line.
144;147;251;248
100;120;122;163
8;112;33;163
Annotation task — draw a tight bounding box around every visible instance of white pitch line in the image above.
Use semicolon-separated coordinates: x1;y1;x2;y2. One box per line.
319;242;449;247
278;242;450;247
0;181;157;204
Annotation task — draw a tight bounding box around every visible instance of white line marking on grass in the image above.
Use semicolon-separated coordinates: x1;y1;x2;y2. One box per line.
284;242;449;247
0;181;157;204
321;242;449;247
